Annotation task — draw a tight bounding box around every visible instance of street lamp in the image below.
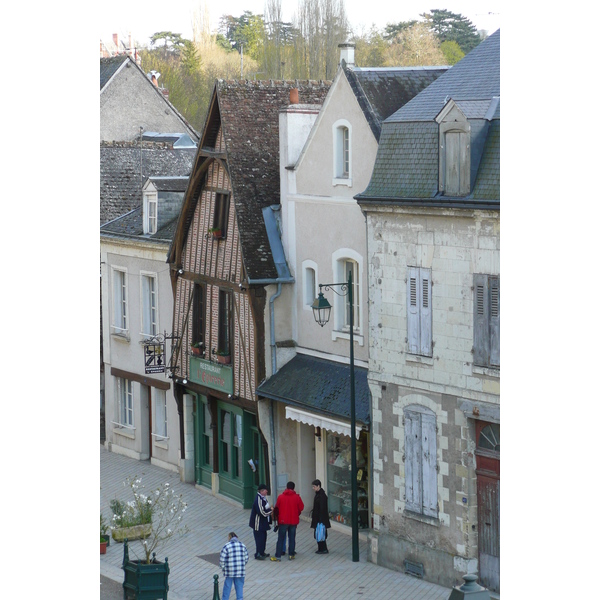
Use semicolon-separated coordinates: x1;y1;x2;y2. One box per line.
311;270;359;562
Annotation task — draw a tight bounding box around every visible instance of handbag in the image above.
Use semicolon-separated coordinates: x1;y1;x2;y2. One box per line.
315;522;326;542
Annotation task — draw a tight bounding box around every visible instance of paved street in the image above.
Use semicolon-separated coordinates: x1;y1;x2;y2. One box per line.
100;445;451;599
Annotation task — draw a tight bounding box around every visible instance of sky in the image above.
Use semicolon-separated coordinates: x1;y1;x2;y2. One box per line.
99;0;501;48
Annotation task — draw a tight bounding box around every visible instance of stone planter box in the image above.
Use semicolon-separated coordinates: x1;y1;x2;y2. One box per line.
112;523;152;543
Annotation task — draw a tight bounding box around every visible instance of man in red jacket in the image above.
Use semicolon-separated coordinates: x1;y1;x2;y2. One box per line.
270;481;304;561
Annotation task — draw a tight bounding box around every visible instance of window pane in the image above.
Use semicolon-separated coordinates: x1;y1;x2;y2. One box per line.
221;410;231;473
218;290;231;354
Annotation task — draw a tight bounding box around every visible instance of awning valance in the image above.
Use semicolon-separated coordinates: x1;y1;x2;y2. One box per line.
285;406;362;439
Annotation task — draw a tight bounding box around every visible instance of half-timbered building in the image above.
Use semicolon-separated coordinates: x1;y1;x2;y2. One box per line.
166;80;330;508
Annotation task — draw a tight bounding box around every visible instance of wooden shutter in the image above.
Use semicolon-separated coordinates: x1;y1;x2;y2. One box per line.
473;274;489;366
407;267;420;354
421;412;438;517
404;410;421;512
407;267;432;356
489;277;500;367
420;270;432;356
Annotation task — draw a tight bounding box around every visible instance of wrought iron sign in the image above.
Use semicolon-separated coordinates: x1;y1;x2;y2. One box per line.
144;342;165;374
142;331;180;376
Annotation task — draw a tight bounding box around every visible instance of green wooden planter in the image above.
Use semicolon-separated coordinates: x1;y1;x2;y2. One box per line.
122;539;169;600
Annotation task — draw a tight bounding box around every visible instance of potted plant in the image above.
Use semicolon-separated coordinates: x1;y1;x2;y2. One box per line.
208;227;223;239
216;349;231;365
190;341;204;356
116;476;188;600
101;513;110;553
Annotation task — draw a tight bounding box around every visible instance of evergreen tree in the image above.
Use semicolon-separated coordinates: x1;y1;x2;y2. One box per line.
421;9;481;53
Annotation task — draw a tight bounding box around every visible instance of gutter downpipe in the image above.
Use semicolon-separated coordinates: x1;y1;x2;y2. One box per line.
268;282;283;499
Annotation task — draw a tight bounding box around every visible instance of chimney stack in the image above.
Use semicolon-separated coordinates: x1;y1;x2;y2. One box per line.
338;42;355;68
113;33;119;51
289;88;299;105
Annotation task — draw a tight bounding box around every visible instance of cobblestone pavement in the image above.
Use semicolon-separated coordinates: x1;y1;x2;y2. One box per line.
100;445;451;600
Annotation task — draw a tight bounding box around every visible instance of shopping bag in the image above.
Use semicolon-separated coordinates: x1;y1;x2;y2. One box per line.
316;522;326;542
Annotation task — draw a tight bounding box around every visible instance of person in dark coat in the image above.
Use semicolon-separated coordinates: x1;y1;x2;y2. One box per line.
310;479;331;554
248;483;272;560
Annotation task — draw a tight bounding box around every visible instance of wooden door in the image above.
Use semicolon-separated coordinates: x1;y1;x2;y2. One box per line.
475;421;500;593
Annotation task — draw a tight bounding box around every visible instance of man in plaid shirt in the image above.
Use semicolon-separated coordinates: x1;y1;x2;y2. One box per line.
219;532;249;600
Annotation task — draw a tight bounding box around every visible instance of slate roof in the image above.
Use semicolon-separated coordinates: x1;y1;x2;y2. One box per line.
169;80;331;282
256;353;370;425
387;29;500;124
346;66;448;141
100;55;128;90
100;141;195;224
357;30;500;209
101;206;180;242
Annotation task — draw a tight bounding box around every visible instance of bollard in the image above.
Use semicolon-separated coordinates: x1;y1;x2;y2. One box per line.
448;574;491;600
212;574;220;600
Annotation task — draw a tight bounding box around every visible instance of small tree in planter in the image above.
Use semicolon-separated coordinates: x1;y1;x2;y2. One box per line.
116;475;188;564
117;476;189;600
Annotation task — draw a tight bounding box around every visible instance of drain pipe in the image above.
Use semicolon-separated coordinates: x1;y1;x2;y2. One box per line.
269;283;283;497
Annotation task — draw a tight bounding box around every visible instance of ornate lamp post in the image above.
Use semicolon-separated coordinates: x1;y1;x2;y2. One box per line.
311;270;359;562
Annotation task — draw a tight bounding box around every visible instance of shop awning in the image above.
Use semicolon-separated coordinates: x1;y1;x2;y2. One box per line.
285;406;362;439
256;353;370;433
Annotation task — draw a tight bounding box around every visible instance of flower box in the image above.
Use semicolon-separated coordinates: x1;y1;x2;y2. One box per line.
216;354;231;365
112;523;152;543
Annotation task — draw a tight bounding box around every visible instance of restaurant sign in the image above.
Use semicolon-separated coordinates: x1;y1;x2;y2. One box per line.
189;356;233;394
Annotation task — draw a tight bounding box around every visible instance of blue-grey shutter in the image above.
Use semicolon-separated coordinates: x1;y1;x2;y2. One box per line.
473;274;489;366
404;410;421;512
420;269;432;356
489;277;500;367
421;412;438;517
407;267;420;354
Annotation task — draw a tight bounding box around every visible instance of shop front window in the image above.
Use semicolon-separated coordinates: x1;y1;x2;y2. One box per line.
326;430;369;528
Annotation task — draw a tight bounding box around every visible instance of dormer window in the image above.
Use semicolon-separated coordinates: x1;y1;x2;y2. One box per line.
143;190;158;234
436;100;470;196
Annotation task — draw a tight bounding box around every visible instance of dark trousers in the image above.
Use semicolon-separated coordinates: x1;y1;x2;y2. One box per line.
275;524;297;557
253;529;267;557
315;525;328;552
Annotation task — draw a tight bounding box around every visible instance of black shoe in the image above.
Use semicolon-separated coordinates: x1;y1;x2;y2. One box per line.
261;553;270;558
255;555;265;560
315;550;329;554
281;551;286;556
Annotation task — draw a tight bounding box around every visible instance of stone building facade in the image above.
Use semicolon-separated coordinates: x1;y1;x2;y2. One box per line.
356;31;500;592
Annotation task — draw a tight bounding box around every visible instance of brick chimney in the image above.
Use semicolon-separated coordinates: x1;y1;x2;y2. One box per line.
338;42;355;67
113;33;119;51
289;88;299;105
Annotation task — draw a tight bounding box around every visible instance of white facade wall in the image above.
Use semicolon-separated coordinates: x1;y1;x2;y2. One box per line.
101;237;181;473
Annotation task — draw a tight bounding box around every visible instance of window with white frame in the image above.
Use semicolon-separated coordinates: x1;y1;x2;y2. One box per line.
333;120;352;184
343;259;360;330
112;268;128;334
473;274;500;368
407;266;432;356
332;250;362;335
144;192;158;234
141;274;158;336
404;405;438;518
153;389;168;439
303;263;317;307
117;378;134;427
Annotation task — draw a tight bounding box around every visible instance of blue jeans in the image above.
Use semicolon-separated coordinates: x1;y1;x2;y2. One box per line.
275;524;296;557
222;576;244;600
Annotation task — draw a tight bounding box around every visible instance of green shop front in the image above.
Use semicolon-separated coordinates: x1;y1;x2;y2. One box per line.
188;355;267;508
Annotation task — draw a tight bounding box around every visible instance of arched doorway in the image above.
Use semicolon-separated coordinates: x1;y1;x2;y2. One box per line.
475;421;500;593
